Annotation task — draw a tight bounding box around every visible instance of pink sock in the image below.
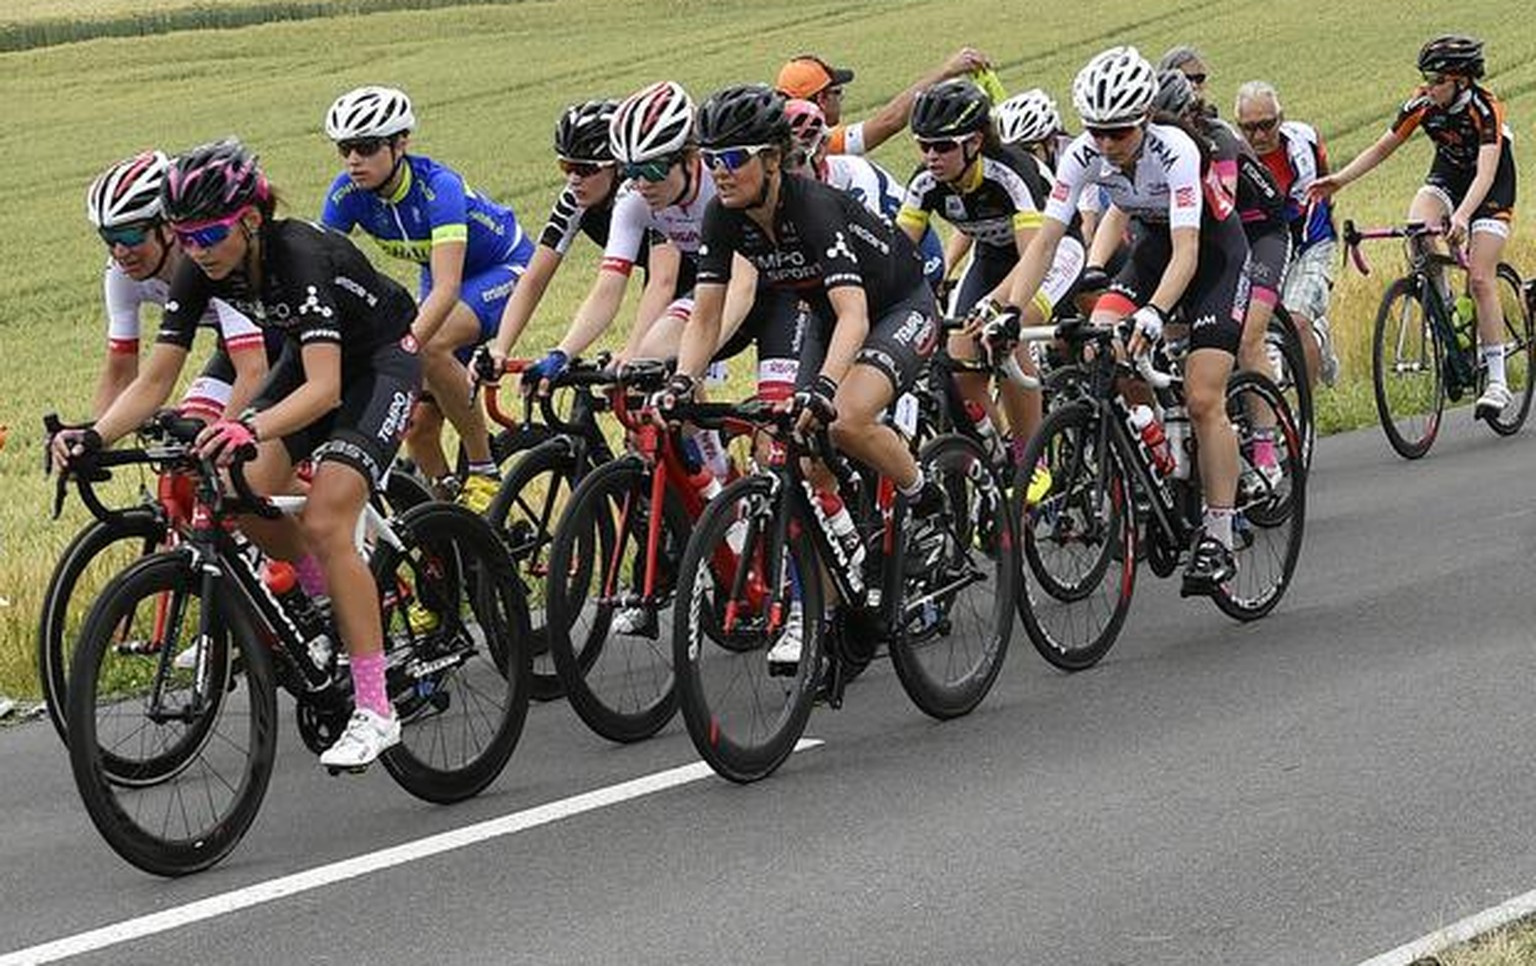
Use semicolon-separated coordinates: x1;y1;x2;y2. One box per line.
1253;436;1277;468
350;651;392;717
296;554;328;598
1009;436;1029;468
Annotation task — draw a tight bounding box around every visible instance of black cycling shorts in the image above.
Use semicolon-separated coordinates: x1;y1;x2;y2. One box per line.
950;243;1018;318
1111;217;1250;355
1426;151;1517;225
1243;225;1291;300
798;285;939;396
254;336;423;492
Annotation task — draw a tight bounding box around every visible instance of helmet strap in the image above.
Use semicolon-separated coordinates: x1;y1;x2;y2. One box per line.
147;224;172;279
668;156;694;209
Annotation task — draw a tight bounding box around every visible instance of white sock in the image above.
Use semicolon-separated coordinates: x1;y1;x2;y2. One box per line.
1204;506;1235;550
1483;344;1507;386
898;469;925;499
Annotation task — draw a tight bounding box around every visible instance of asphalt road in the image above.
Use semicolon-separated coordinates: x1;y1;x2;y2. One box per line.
4;411;1536;965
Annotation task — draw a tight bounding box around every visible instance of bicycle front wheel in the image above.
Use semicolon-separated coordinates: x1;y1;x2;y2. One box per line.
374;502;532;804
67;552;277;877
1480;263;1535;436
1015;400;1137;671
545;457;683;743
891;434;1014;719
1372;277;1445;459
674;474;822;783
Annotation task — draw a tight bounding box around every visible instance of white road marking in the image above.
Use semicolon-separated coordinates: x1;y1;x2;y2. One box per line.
0;740;822;966
1354;887;1536;966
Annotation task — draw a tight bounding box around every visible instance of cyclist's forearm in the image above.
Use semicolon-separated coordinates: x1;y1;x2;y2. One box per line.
821;289;871;384
91;353;137;421
557;272;626;357
493;247;558;357
1454;147;1501;221
94;345;188;444
1148;232;1199;314
1334;135;1398;188
224;348;269;418
678;284;725;378
250;381;338;442
411;285;460;347
1087;206;1127;267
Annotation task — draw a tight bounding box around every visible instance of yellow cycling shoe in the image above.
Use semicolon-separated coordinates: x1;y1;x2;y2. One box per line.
406;599;441;635
457;474;500;516
1025;461;1053;507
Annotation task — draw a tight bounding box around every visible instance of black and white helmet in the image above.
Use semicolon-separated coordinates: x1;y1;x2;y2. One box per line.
1151;69;1197;118
995;89;1061;145
555;99;619;162
1072;46;1157;126
87;150;169;227
610;81;695;164
325;85;415;141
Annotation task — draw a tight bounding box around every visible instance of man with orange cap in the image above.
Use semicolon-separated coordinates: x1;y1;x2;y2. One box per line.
776;46;1001;156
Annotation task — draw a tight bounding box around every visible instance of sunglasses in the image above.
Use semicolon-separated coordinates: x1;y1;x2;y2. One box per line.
1183;72;1208;85
700;144;772;172
622;157;678;183
336;137;389;159
99;223;154;248
1239;117;1279;135
1086;124;1139;142
915;137;964;155
558;158;613;178
1421;72;1453;86
170;206;250;249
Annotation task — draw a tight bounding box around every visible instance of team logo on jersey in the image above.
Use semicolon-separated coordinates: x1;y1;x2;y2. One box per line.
1175;186;1197;208
944;195;967;219
400;333;419;354
1050;181;1071;202
826;231;855;262
297;285;335;319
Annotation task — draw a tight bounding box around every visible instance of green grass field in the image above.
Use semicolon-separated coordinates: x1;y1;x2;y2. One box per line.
1;0;1533;697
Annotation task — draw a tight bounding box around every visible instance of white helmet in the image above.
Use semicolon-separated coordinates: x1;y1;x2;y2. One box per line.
325;85;415;141
610;81;695;164
996;89;1062;145
86;150;168;227
1072;46;1157;126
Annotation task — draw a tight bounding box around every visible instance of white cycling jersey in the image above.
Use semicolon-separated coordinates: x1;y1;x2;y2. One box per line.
822;154;904;218
1045;122;1232;230
601;157;716;275
104;259;261;355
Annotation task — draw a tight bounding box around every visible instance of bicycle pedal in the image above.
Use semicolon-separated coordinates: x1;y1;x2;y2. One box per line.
325;763;371;777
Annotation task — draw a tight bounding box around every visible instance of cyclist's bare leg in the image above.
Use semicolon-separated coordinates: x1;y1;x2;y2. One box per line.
1467;226;1509;349
234;438;307;559
1286;305;1323;385
828;364;916;488
404;399;449;483
300;462;380;659
1408;188;1454;291
417;302;494;470
1238;292;1281;446
1185;347;1239;509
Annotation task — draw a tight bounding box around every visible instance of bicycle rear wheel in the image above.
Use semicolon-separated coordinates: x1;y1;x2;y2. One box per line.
1480;264;1535;435
38;510;166;746
374;502;531;804
545;457;684;743
1372;277;1445;459
1015;400;1137;671
674;474;822;783
890;434;1014;718
487;439;600;701
1215;372;1306;621
67;552;277;876
1266;307;1315;471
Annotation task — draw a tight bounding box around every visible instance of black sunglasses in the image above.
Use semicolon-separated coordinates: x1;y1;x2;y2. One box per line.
1086;124;1139;141
98;222;156;248
1239;117;1279;135
1183;72;1208;85
337;137;389;159
558;158;613;178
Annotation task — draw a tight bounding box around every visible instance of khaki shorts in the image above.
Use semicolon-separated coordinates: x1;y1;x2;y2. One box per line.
1281;240;1336;322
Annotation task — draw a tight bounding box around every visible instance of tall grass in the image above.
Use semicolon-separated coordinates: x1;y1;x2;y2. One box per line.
1;0;1533;695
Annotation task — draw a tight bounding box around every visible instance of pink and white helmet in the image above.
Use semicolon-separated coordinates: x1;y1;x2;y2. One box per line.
784;98;828;157
87;150;169;227
609;81;695;164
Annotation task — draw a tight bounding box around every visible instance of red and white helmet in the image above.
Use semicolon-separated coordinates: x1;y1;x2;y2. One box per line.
784;98;828;158
996;89;1062;145
325;85;415;141
609;81;695;164
1072;46;1157;126
87;150;169;227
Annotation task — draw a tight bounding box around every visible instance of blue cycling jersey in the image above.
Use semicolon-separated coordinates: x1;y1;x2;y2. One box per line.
321;154;532;278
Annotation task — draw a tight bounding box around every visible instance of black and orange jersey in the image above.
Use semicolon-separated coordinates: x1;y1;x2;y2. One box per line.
1389;83;1512;171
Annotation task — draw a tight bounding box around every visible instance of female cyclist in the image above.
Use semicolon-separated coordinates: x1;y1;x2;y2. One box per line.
321;85;532;510
1309;35;1517;419
161;139;422;768
995;88;1104;247
1007;47;1250;594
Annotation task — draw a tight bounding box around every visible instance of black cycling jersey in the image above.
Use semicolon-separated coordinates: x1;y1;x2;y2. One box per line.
898;148;1047;251
697;172;927;321
159;219;416;367
1205;119;1285;233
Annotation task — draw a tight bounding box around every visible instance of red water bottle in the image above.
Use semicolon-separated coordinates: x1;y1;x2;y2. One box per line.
1128;404;1174;476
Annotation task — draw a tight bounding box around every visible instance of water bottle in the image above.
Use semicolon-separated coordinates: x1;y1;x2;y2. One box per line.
1163;405;1191;479
811;488;865;594
962;400;1003;463
1128;404;1175;476
681;438;723;501
262;560;334;675
1453;294;1476;352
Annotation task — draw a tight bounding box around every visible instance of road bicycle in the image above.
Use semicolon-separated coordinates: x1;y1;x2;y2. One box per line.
1013;318;1306;671
1345;219;1534;459
37;413;432;745
672;393;1017;783
62;419;530;876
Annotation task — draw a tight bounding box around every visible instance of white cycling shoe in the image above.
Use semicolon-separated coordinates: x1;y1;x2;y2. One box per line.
319;708;400;770
765;607;805;677
1475;381;1512;420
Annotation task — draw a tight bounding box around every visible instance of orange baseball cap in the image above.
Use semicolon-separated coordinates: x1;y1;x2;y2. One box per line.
775;55;856;99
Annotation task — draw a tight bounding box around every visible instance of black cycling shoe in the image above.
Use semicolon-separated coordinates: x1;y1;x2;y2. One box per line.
905;481;949;575
1180;534;1236;598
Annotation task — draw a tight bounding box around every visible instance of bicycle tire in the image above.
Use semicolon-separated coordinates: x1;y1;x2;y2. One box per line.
674;473;822;783
545;457;685;743
38;510;166;745
1213;371;1306;621
890;433;1014;719
1372;276;1445;460
1014;400;1137;671
1480;263;1535;436
1267;306;1316;471
373;502;532;804
67;551;277;877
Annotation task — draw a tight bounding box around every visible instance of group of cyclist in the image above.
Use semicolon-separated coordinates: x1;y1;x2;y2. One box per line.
53;33;1514;767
